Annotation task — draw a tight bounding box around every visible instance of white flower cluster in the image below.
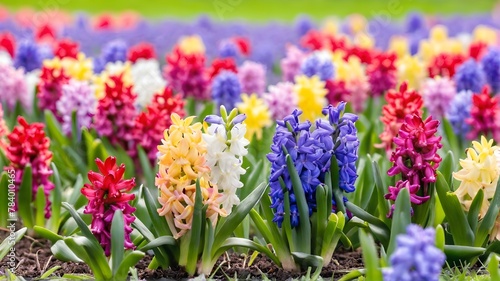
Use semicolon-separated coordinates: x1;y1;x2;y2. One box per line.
203;120;249;213
131;59;166;107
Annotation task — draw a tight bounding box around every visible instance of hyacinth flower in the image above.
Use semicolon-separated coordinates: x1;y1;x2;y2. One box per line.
5;117;54;218
294;75;328;122
0;63;30;110
81;156;136;255
236;93;272;141
54;39;79;59
384;225;445;281
56;79;96;135
385;114;442;217
428;52;465;78
207;57;238;80
127;42;156;62
377;82;423;153
481;48;500;93
466;87;500;142
37;64;70;120
202;106;249;213
300;51;335;81
454;58;485;93
133;86;185;165
130;58;166;108
264;82;298;120
453;136;500;218
446;90;473;138
281;45;306;82
420;76;456;118
211;71;242;110
14;39;51;72
367;52;397;97
94;73;137;150
238;61;266;97
395;55;425;91
94;40;128;73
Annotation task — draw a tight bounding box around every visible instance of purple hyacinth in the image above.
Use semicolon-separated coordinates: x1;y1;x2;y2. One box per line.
56;80;96;135
481;48;500;93
421;77;456;118
238;61;266;96
0;64;29;110
405;12;426;33
294;15;315;37
264;82;297;120
300;53;335;81
219;39;239;58
212;71;242;110
281;45;306;82
14;39;51;72
384;225;445;281
446;90;473;137
95;40;128;73
454;58;485;93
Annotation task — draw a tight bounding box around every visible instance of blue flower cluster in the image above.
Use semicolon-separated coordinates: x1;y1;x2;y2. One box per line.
14;39;53;72
454;58;485;93
384;225;445;281
267;102;359;228
446;90;473;137
218;40;239;58
481;48;500;93
94;40;128;73
300;54;335;81
211;71;242;110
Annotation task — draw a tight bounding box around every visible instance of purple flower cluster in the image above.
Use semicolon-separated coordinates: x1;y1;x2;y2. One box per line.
481;48;500;93
454;58;485;93
238;61;266;96
300;54;335;81
218;39;239;58
211;71;242;110
384;225;445;281
446;90;473;137
14;39;52;72
56;80;96;135
94;40;128;73
0;64;29;110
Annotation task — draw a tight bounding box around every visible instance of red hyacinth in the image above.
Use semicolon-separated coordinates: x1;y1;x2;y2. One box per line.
367;51;397;96
427;52;465;78
163;47;209;100
133;87;185;165
466;86;500;141
325;79;350;107
54;39;79;59
37;65;70;120
81;157;136;256
5;117;54;218
127;42;156;63
35;24;57;43
207;57;238;80
385;114;442;216
232;36;251;56
345;46;375;64
377;82;423;153
0;32;15;57
469;41;488;61
94;74;137;149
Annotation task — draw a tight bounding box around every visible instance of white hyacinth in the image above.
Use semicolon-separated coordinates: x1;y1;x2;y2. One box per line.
131;59;166;107
202;110;249;213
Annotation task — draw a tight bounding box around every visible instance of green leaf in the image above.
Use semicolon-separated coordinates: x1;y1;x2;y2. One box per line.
64;237;111;280
132;218;172;268
0;227;26;260
115;251;145;280
291;252;323;278
476;179;500;246
111;210;125;275
435;224;445;252
137;146;155;189
441;119;460;156
286;153;311;253
35;186;46;226
359;229;383;280
33;226;63;244
488;254;500;280
40;265;62;279
213;237;281;266
44;110;69;146
142;187;171;236
50;163;62;232
61;202;101;247
71;110;80;146
0;173;9;227
467;189;484;232
139;236;177;252
186;180;204;275
18;165;34;228
345;202;390;235
387;187;411;257
194;101;215;123
330;157;346;215
438;151;456;183
314;184;328;255
444;245;485;262
371;159;390;220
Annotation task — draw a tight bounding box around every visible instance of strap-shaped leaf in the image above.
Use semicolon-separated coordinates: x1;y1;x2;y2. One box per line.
476;179;500;246
115;250;145;280
50;163;63;232
111;210;125;275
137;146;155;189
51;240;82;262
142;187;171;236
0;173;8;226
0;227;26;260
186;180;205;275
64;237;111;280
291;252;323;278
33;226;63;244
444;245;485;262
371;159;390;221
359;229;383;280
213;237;281;266
18;165;34;228
468;189;484;232
387;188;411;257
44;110;69;146
35;186;46;226
61;202;100;247
139;236;177;252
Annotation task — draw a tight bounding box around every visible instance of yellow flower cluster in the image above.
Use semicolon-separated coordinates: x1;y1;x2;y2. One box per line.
156;114;226;238
43;52;93;81
92;62;132;99
419;25;464;63
178;35;205;55
453;136;500;218
236;94;272;141
294;75;328;122
396;54;425;90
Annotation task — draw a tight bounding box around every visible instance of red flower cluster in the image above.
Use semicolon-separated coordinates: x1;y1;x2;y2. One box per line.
469;41;488;61
37;65;70;120
344;46;375;64
232;36;251;56
5;117;54;218
377;82;423;153
385;114;442;216
81;157;136;256
133;87;185;165
466;86;500;141
35;24;56;43
300;30;348;52
207;57;237;80
127;42;156;63
94;74;137;148
54;39;79;59
325;79;350;107
367;52;397;97
163;47;209;100
0;32;15;57
428;52;465;78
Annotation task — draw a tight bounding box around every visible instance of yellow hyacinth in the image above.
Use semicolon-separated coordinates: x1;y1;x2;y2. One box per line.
92;62;132;99
396;55;425;89
156;114;226;238
178;35;205;55
453;136;500;218
473;25;497;45
236;94;272;141
294;75;327;122
43;53;93;81
389;36;409;58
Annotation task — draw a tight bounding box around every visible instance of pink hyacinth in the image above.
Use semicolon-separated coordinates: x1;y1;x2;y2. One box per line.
346;78;370;113
367;52;397;97
325;80;350;107
0;64;29;110
280;45;306;82
421;77;456;118
385;114;442;216
264;82;297;120
38;65;70;120
238;61;266;96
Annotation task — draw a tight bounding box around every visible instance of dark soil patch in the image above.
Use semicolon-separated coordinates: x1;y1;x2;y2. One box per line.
1;230;363;280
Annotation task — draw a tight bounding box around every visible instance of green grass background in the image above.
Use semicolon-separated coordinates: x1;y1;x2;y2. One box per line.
1;0;498;21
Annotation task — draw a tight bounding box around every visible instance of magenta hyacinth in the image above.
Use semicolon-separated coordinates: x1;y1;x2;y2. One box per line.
238;61;266;96
421;77;456;118
281;45;306;82
0;64;29;110
56;80;96;135
385;114;442;216
264;82;297;120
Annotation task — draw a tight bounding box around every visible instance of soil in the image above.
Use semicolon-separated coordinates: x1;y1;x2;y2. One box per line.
0;232;363;280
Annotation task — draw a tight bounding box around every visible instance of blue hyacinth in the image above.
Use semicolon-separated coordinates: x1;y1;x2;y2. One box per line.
384;225;445;281
454;59;485;93
212;71;242;110
294;15;314;36
14;40;52;72
219;40;239;58
267;102;359;228
446;90;473;137
481;48;500;93
94;40;128;73
300;54;335;81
